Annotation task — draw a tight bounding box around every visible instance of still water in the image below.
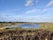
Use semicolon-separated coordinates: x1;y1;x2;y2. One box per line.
5;24;40;28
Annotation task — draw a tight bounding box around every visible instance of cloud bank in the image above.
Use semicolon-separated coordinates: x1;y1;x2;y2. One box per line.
0;7;53;22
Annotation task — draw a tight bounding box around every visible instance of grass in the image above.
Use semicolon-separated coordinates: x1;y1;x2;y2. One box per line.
0;22;53;32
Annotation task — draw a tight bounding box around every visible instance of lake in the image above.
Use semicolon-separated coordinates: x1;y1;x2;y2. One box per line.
5;23;40;28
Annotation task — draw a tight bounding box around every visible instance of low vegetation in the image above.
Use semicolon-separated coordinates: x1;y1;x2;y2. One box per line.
0;22;53;32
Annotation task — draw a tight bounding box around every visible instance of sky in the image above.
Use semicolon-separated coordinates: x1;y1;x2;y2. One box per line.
0;0;53;22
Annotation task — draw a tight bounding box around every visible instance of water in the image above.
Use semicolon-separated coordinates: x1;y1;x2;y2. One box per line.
19;24;40;28
5;23;40;28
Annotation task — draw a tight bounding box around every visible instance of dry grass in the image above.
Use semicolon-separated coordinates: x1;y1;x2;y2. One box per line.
0;22;53;31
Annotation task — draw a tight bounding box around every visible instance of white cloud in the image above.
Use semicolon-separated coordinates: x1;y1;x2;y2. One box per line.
25;9;37;14
0;12;53;22
0;14;22;22
23;8;53;22
25;7;53;14
25;9;46;14
17;14;53;22
25;0;39;7
0;7;53;22
25;9;41;14
25;0;34;7
46;0;53;7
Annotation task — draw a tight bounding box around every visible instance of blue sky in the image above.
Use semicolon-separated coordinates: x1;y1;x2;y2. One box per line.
0;0;53;22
